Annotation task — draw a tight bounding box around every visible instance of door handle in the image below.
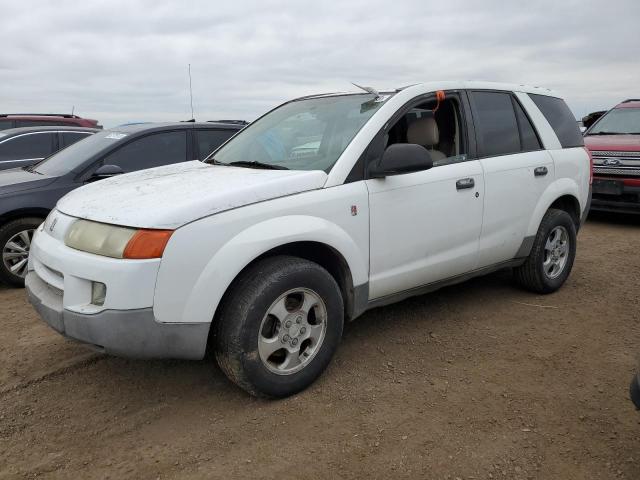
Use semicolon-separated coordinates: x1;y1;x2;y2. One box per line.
456;178;475;190
534;166;548;177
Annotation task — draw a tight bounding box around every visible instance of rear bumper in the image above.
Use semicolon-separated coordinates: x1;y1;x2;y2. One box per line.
26;272;210;360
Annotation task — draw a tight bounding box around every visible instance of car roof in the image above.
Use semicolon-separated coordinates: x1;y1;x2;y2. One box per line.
615;99;640;109
0;126;100;137
0;113;89;119
297;81;561;101
108;122;244;134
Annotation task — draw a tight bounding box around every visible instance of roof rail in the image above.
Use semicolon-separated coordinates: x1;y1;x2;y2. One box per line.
0;113;81;118
207;120;249;125
622;99;640;103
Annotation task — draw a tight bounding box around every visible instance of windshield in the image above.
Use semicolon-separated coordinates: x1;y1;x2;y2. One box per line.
588;107;640;135
206;94;391;171
33;130;128;176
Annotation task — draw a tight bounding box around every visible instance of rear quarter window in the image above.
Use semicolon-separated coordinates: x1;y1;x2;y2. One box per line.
529;94;584;148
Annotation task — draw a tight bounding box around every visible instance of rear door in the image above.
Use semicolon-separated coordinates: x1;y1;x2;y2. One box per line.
468;90;553;267
100;130;188;173
0;132;57;170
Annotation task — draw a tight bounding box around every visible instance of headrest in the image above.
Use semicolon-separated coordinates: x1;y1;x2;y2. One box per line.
407;117;439;146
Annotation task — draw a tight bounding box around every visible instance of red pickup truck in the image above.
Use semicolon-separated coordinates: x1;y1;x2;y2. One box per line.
584;99;640;214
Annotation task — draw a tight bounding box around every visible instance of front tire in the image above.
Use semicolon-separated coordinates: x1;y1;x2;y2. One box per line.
514;208;577;294
214;255;344;398
0;217;43;288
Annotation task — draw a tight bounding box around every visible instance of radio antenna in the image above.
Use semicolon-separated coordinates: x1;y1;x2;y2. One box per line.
71;105;75;116
188;64;195;120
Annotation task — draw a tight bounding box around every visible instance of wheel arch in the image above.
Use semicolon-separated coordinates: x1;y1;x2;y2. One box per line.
0;208;50;227
154;214;369;328
526;179;582;237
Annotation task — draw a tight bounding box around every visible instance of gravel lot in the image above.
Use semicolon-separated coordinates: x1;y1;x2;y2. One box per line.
1;213;639;480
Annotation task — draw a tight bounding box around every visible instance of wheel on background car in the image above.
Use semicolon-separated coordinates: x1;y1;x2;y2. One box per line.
214;255;344;398
0;217;43;288
514;208;577;294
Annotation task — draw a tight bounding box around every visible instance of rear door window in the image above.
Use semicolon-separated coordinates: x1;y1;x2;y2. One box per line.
0;120;14;130
102;130;187;172
61;132;92;148
0;132;56;161
469;91;520;157
529;94;584;148
195;129;235;159
513;99;542;151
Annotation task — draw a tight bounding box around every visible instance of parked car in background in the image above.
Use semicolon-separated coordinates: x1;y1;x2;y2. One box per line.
584;99;640;214
0;121;242;286
582;110;606;130
0;113;101;130
0;126;98;171
631;369;640;410
24;82;590;398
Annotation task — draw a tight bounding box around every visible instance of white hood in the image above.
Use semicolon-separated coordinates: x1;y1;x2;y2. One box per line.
56;161;328;229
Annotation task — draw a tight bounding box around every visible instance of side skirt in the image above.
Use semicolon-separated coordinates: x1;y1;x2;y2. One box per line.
359;258;526;315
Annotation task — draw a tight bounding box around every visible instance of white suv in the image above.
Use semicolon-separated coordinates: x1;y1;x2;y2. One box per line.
26;82;592;397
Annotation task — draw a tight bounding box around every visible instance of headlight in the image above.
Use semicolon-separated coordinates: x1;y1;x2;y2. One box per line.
65;219;173;259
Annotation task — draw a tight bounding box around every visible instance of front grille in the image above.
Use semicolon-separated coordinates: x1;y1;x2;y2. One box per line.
591;150;640;160
593;166;640;177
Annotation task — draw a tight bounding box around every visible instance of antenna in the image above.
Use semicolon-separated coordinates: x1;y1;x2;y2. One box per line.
71;105;75;116
188;64;195;120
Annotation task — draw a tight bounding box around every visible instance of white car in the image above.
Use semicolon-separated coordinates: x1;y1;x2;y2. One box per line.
26;81;592;398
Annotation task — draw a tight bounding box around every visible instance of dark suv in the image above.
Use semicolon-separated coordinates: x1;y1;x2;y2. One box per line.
0;126;98;171
0;114;101;130
584;99;640;214
0;121;243;286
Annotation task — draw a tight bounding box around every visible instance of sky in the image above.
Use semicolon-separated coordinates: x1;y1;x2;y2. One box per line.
1;0;638;128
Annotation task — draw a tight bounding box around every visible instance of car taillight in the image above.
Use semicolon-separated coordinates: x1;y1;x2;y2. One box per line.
583;147;593;185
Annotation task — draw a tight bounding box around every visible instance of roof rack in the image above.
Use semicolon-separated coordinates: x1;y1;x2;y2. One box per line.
622;99;640;103
208;120;249;125
0;113;81;118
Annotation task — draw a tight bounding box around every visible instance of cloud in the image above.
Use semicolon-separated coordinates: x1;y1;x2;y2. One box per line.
1;0;637;126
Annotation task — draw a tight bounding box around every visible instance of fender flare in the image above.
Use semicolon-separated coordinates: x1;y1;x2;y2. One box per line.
178;215;368;325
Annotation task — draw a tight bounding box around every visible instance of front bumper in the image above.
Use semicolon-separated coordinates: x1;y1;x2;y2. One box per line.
591;177;640;214
26;272;210;360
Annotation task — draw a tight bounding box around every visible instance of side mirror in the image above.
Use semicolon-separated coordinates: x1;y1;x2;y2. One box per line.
90;164;124;181
369;143;433;178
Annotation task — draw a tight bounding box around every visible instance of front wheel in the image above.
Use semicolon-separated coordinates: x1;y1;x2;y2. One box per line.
0;217;43;287
514;208;577;294
214;255;344;398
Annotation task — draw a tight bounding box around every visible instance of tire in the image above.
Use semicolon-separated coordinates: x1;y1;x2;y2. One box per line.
214;255;344;398
0;217;43;288
514;208;577;294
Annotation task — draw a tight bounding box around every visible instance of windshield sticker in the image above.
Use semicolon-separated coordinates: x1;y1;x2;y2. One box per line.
105;132;128;140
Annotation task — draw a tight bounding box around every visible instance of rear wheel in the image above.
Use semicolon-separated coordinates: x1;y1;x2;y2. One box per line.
214;255;344;398
514;208;576;294
0;218;43;287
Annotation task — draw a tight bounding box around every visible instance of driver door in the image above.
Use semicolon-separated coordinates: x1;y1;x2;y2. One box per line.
365;92;484;300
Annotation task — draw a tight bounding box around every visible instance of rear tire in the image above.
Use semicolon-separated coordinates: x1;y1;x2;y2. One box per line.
214;255;344;398
0;217;43;288
514;208;576;294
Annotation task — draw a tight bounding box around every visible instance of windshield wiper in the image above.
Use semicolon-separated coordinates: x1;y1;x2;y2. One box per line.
227;160;289;170
587;132;625;135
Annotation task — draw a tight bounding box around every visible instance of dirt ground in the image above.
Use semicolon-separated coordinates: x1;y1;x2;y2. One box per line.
1;213;639;480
